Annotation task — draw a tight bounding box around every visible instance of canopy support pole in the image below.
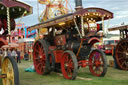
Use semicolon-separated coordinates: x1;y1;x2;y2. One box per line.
81;15;85;36
102;17;105;35
73;18;82;38
7;7;11;35
7;7;11;43
106;18;110;35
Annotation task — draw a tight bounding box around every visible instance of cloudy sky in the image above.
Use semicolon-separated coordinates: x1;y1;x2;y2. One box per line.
15;0;128;34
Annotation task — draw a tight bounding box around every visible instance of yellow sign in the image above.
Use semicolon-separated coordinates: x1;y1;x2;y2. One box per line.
39;28;48;34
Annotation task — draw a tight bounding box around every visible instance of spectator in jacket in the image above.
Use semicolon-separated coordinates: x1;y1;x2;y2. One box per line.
17;49;21;63
11;49;17;59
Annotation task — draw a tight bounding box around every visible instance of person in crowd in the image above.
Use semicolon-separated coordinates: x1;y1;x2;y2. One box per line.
16;49;21;63
28;50;33;61
7;49;11;56
3;48;7;57
24;51;29;61
11;49;17;59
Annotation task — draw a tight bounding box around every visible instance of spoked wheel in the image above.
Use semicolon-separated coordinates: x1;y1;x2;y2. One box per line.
89;49;107;77
61;50;78;80
2;56;19;85
115;39;128;70
33;40;50;75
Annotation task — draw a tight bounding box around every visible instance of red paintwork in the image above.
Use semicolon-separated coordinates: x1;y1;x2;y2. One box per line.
49;46;56;53
53;50;64;63
33;41;46;75
88;37;100;46
74;7;113;20
105;49;112;54
54;35;66;45
61;52;74;79
0;0;31;11
103;40;119;54
2;19;15;31
78;60;88;68
89;50;104;76
52;36;101;64
0;37;8;48
115;39;128;70
2;19;7;30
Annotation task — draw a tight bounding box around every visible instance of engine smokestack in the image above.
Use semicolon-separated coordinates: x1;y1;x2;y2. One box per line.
75;0;83;11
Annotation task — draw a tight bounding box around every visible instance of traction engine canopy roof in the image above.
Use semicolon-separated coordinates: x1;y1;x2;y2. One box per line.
27;7;113;32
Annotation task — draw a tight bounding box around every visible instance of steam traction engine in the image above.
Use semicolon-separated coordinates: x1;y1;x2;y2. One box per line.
109;25;128;70
0;0;32;85
28;0;113;80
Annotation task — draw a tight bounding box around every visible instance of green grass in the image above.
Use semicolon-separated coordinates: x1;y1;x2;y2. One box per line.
0;55;128;85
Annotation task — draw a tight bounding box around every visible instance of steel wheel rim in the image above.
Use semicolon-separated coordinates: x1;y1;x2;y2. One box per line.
2;58;14;85
115;40;128;70
33;41;46;74
61;53;74;79
89;51;104;76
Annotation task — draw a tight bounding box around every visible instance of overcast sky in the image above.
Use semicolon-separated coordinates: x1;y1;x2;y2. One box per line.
10;0;128;34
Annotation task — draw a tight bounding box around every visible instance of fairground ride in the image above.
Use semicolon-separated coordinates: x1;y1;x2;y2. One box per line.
37;0;73;22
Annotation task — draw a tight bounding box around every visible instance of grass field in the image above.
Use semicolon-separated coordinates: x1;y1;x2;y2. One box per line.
0;55;128;85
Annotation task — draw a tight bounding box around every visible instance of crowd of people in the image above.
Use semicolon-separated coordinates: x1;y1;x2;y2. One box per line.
0;48;21;63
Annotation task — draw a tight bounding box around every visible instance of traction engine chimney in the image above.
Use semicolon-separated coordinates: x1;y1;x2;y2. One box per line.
75;0;83;11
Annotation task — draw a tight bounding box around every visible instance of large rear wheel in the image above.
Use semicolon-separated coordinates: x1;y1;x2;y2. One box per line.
115;39;128;70
61;50;78;80
33;40;50;75
89;49;107;77
2;56;19;85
